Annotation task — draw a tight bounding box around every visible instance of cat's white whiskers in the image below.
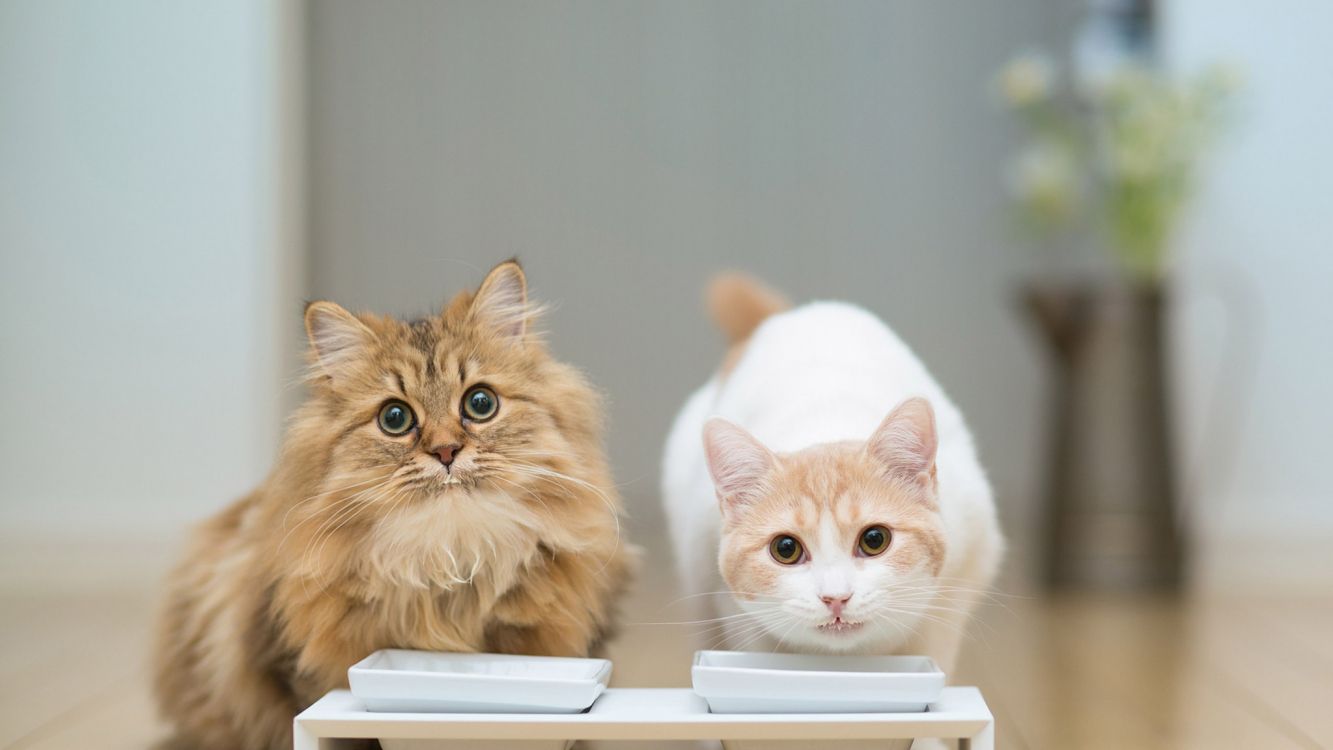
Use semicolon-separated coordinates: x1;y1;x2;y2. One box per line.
299;480;405;598
866;603;976;643
485;475;555;520
726;621;778;648
306;482;399;575
872;587;1005;629
766;614;808;654
880;611;922;645
300;467;421;581
730;617;785;652
505;461;619;511
275;466;400;553
304;476;395;544
706;616;764;648
503;461;625;577
889;581;1018;609
507;453;644;492
381;483;415;540
295;476;397;571
284;463;399;513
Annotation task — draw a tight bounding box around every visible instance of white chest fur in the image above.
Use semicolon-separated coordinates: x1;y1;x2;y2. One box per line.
363;488;546;595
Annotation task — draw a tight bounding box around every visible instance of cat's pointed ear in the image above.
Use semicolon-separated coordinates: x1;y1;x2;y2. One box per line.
471;260;531;341
703;418;775;514
305;301;373;379
867;397;938;489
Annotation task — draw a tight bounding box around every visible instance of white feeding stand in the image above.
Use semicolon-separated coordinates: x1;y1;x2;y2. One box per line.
292;686;995;749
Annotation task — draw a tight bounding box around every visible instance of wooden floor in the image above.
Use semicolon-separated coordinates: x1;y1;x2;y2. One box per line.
3;567;1331;749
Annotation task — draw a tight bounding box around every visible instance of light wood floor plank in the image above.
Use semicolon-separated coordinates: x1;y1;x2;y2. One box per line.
1185;599;1331;747
1245;595;1333;680
0;592;157;747
9;672;164;750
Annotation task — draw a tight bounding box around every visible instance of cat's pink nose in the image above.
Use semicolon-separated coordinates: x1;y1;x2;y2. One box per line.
432;443;462;469
820;594;852;617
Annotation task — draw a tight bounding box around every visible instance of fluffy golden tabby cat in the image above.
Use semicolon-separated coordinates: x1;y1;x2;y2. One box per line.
154;261;631;750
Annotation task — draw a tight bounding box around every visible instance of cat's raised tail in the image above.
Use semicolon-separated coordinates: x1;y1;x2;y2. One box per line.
706;272;789;344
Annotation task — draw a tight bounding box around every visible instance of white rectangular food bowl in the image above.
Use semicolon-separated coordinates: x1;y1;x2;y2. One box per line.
348;649;612;750
693;651;945;750
691;650;945;714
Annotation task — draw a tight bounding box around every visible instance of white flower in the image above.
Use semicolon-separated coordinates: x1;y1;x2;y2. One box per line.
998;52;1056;107
1006;140;1079;222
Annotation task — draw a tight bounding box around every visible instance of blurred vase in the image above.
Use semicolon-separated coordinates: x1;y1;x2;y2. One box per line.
1023;279;1184;590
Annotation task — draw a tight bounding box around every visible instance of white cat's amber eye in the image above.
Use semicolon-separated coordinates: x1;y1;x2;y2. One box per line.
769;535;804;565
377;400;416;436
858;525;891;556
462;385;499;422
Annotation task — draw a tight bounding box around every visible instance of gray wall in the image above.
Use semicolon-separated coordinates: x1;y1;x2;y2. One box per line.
309;1;1073;575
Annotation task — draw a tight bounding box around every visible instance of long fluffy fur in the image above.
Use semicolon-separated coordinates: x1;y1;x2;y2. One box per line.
154;261;632;750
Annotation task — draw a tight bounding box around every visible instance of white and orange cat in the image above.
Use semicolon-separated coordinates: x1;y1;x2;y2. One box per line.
662;275;1002;673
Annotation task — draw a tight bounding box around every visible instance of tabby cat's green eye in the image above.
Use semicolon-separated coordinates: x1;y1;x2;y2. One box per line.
769;535;804;565
377;400;416;436
462;386;499;422
858;525;891;556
